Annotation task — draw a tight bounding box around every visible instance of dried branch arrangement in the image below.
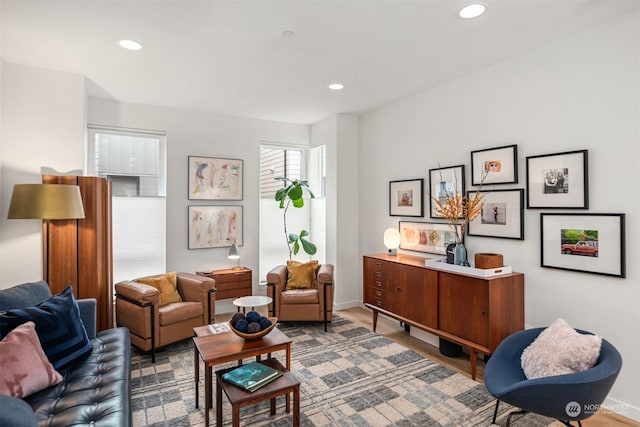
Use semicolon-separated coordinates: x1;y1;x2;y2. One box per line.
432;169;488;243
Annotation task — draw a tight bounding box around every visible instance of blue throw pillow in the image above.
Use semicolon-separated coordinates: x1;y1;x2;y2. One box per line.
0;286;91;369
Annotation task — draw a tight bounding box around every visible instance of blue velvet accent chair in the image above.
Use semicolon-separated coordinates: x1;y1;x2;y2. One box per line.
484;327;622;427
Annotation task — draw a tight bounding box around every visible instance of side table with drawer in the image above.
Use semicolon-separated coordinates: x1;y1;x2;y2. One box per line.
197;267;252;300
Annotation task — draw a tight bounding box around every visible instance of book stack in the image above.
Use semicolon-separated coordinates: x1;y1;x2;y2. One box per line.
221;361;283;392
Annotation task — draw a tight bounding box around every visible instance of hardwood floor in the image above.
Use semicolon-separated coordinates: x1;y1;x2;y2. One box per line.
336;306;638;427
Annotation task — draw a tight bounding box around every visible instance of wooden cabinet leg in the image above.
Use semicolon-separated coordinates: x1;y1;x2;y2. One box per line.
470;350;477;381
372;310;379;332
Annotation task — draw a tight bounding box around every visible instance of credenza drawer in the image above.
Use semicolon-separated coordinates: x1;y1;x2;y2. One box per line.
365;286;393;311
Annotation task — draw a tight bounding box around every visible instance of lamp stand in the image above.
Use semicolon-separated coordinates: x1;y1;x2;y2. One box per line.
231;259;243;270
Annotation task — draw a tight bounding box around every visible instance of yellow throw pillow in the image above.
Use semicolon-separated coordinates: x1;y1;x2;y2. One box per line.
136;272;182;306
286;260;319;290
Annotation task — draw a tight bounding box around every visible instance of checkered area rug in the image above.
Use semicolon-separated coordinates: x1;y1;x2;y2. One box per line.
130;315;557;426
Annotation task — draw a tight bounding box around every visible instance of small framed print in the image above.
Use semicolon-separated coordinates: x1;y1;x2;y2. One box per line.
470;144;518;185
188;205;243;249
188;156;243;200
389;179;424;217
540;213;625;278
429;165;465;219
467;189;524;240
399;221;461;255
526;150;588;209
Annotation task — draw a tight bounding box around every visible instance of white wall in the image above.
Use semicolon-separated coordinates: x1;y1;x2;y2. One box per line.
87;98;309;312
311;114;361;309
0;63;86;288
359;12;639;419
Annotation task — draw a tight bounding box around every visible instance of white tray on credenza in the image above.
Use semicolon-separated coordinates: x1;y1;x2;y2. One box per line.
425;259;512;278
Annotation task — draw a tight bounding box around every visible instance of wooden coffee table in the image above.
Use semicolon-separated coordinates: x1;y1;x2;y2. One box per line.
193;325;292;427
216;358;300;427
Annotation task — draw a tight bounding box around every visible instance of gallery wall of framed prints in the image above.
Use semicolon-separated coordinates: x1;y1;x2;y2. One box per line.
386;144;625;278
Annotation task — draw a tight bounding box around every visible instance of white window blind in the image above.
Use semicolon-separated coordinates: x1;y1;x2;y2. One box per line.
87;126;167;282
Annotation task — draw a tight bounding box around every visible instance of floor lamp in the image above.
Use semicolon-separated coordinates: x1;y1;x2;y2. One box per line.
8;184;85;285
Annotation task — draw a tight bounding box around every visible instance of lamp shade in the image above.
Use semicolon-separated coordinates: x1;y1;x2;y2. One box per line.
383;228;400;255
8;184;85;220
228;243;240;259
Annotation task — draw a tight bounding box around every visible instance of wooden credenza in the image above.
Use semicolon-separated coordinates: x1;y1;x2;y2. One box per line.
363;253;524;380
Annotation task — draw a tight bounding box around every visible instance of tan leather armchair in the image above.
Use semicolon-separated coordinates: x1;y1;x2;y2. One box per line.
115;272;216;362
266;264;334;331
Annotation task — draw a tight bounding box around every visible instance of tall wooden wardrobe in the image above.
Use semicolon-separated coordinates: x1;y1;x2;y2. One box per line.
42;175;113;332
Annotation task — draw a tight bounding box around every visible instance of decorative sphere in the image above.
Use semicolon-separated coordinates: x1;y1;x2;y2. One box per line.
246;311;261;323
259;317;272;330
230;312;245;327
247;322;261;334
235;319;249;332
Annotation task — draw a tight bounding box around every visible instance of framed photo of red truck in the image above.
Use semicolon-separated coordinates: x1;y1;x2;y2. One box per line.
541;213;625;278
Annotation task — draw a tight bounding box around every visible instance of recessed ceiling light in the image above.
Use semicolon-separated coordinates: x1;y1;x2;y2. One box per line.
328;83;344;91
459;4;487;19
117;39;143;51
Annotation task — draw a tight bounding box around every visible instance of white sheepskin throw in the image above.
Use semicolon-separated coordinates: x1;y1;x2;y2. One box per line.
521;318;602;379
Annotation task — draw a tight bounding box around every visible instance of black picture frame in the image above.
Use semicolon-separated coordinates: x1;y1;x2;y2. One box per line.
467;189;525;240
428;165;465;219
540;213;625;278
526;149;588;209
470;144;518;185
389;179;424;217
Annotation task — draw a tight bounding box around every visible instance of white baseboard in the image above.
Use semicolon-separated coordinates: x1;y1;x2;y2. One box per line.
600;395;640;422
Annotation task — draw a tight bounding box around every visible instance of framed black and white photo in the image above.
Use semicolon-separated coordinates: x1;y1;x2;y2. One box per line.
470;144;518;185
389;179;424;217
188;156;243;200
188;205;243;249
399;221;460;255
467;189;524;240
429;165;465;219
540;213;625;278
526;150;588;209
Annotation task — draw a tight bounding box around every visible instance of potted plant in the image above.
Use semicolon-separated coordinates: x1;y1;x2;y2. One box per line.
274;177;317;260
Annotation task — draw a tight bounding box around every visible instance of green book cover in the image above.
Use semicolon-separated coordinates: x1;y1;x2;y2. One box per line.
221;361;283;392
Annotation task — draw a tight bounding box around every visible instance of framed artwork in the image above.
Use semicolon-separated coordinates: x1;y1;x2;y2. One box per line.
467;189;524;240
540;213;625;278
389;179;424;217
188;156;243;200
188;205;243;249
526;150;588;209
399;221;461;255
429;165;465;219
470;144;518;185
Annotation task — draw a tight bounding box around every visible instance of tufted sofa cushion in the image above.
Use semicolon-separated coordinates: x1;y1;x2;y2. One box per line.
24;327;131;426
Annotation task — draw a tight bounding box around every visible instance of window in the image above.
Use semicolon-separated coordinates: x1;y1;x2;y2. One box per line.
87;126;166;283
87;128;166;196
260;147;304;198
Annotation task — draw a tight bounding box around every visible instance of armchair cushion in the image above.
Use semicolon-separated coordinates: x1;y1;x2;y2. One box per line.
135;272;182;306
0;321;63;398
0;286;91;369
281;289;319;304
521;318;602;379
286;260;319;290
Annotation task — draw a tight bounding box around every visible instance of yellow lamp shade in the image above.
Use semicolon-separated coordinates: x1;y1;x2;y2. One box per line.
8;184;85;220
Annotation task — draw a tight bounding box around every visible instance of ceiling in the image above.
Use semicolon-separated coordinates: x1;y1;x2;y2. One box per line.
1;0;638;125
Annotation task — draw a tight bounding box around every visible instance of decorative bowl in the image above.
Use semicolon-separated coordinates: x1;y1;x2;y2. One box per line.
229;317;277;340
